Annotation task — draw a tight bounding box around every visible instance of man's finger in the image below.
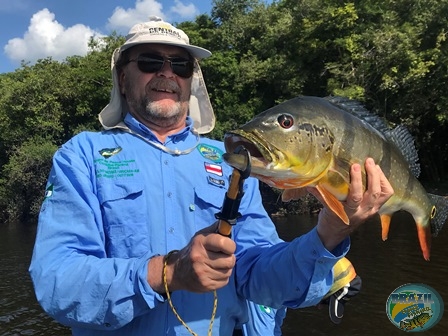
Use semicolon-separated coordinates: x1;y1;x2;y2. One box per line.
345;162;363;209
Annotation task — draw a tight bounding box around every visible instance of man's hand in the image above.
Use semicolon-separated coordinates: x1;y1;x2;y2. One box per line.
310;158;394;251
148;222;236;294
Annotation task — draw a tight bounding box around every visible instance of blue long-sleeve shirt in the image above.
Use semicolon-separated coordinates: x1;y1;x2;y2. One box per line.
29;114;349;335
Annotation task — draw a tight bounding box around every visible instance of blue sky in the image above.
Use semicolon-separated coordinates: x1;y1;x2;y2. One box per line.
0;0;213;73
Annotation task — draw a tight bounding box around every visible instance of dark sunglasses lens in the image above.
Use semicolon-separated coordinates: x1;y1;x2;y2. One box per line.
171;61;194;78
137;58;164;73
136;54;194;78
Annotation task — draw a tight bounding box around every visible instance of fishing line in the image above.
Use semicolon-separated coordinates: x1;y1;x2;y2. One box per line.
163;250;217;336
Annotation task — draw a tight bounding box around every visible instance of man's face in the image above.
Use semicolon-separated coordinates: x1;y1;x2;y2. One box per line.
119;43;193;129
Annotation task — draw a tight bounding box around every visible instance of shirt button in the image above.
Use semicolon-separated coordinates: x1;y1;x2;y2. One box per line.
164;160;169;165
169;227;174;234
167;192;172;197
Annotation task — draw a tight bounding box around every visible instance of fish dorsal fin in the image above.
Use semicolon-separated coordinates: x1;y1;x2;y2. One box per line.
384;125;421;178
325;96;421;178
325;96;390;135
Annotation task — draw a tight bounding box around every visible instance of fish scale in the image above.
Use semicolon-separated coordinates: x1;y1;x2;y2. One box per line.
223;96;448;261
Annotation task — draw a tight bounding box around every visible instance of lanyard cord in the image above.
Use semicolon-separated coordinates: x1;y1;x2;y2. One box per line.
113;122;200;156
132;129;199;156
163;250;218;335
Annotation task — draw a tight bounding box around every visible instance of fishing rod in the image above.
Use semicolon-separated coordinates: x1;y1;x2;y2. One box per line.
216;145;251;237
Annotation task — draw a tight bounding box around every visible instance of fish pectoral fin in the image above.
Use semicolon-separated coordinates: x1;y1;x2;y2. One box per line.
315;185;349;225
281;188;308;202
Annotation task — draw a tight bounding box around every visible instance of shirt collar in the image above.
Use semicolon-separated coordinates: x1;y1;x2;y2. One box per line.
123;113;193;142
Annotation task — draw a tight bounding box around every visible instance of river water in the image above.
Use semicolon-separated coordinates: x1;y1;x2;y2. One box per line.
1;212;446;335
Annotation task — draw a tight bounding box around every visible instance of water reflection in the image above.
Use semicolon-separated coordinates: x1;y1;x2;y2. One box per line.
276;212;448;336
0;224;70;336
0;212;446;335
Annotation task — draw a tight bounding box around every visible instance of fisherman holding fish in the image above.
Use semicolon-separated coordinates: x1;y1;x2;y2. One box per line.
29;17;394;336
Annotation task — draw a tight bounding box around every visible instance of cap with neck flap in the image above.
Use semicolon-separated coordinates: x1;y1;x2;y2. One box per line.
99;16;215;134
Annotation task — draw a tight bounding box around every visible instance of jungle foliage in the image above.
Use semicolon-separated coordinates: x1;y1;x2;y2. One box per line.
1;0;447;223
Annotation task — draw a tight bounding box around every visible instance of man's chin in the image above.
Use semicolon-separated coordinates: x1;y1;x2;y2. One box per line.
146;100;182;117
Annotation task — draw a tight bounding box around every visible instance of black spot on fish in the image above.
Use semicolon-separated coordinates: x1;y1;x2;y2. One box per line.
312;124;327;137
298;123;313;135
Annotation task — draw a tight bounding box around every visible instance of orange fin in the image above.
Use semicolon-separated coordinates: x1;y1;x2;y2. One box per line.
416;223;432;261
281;188;308;202
315;185;349;224
380;214;392;241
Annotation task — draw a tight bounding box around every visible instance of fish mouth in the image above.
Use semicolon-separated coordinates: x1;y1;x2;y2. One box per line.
224;130;282;168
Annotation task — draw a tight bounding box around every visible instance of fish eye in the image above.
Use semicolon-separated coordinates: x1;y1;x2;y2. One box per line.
277;114;294;129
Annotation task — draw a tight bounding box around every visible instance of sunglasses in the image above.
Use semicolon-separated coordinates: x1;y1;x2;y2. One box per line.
126;53;195;78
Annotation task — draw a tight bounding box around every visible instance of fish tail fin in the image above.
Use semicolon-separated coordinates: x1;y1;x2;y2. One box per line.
380;214;392;241
428;193;448;236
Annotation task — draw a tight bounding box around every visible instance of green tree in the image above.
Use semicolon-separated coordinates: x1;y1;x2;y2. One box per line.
0;34;124;222
0;137;58;223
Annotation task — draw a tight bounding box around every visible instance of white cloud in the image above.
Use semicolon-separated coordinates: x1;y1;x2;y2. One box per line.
107;0;199;32
3;0;201;67
107;0;165;32
169;0;199;19
4;8;103;65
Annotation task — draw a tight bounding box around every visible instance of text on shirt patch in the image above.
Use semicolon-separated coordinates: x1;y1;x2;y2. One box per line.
208;176;225;187
95;158;140;179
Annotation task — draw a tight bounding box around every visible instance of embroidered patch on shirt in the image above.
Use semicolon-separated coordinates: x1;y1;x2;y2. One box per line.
259;305;272;314
208;176;225;187
99;147;122;159
204;162;223;176
44;183;54;199
197;144;223;163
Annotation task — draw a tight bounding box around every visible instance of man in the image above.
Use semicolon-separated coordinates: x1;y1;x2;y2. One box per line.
29;17;393;335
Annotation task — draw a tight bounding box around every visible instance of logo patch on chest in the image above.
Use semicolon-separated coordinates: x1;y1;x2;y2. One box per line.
197;144;223;163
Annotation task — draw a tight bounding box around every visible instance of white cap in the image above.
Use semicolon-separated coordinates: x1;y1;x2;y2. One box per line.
99;16;215;134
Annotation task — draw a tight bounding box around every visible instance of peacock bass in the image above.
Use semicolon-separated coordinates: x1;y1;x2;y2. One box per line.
223;96;448;261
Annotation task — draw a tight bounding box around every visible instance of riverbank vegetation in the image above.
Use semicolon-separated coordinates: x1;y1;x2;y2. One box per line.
1;0;447;223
